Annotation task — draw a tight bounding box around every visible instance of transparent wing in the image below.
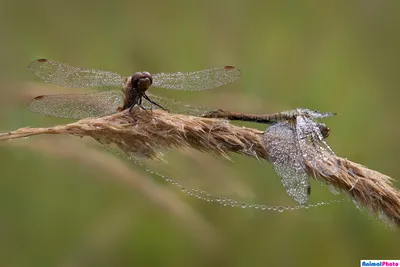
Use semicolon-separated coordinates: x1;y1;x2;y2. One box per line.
296;116;339;177
28;59;124;88
263;122;310;205
144;93;211;116
28;90;123;119
152;66;240;91
296;116;336;156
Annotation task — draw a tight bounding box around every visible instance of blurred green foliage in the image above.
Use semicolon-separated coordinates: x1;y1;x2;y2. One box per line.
0;0;399;266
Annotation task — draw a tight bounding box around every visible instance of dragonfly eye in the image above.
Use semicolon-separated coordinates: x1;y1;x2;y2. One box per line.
131;72;144;82
318;123;330;139
131;72;153;84
142;71;153;85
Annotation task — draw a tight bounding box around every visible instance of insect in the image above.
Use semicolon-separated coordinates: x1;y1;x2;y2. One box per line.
28;59;240;119
203;108;337;205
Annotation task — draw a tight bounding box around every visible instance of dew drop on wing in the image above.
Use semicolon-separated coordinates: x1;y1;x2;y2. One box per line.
28;90;124;119
28;58;124;89
151;66;240;91
263;122;310;205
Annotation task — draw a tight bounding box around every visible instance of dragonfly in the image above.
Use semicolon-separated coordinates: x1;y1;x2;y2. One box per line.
28;59;240;119
203;108;337;205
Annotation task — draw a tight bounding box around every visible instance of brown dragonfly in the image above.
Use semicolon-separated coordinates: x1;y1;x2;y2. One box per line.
203;108;337;205
28;59;240;119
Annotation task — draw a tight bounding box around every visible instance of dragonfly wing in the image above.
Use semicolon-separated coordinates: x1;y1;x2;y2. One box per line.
152;66;240;91
296;116;338;177
144;93;211;116
29;90;123;119
29;59;124;88
264;122;310;205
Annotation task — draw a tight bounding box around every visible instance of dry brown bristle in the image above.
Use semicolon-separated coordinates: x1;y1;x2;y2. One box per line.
0;108;399;226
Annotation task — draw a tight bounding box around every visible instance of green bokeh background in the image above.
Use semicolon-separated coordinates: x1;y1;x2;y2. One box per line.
0;0;399;266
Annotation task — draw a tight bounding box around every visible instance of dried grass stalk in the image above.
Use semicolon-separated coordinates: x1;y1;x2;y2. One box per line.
1;108;399;226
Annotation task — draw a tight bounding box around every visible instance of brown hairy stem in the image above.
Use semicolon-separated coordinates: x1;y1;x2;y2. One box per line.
1;108;399;226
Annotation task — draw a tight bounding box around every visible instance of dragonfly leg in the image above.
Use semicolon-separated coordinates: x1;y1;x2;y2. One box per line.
128;103;136;112
137;97;148;111
142;93;168;111
137;104;147;111
127;96;147;112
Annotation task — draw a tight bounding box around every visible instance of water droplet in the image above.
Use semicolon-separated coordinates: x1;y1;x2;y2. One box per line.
241;203;247;208
278;206;285;212
328;185;340;195
352;199;361;210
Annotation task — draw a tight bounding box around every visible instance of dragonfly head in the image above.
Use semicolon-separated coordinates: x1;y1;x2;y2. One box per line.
130;72;153;92
318;123;331;139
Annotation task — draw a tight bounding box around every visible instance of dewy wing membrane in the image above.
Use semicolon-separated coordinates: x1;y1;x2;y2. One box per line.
29;91;124;119
264;122;310;205
28;59;124;88
152;66;240;91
